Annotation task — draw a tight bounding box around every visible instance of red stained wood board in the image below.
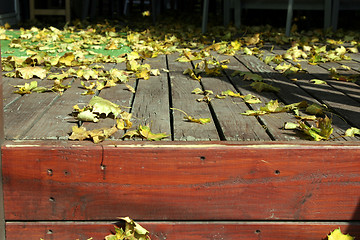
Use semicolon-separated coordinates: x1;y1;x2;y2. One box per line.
2;141;360;221
5;221;360;240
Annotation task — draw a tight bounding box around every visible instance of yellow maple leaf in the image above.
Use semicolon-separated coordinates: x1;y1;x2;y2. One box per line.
171;108;211;124
139;125;169;141
16;66;47;79
69;126;90;141
328;228;354;240
250;82;280;93
58;52;75;67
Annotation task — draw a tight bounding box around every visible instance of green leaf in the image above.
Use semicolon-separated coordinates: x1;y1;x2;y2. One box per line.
306;103;325;115
299;116;333;141
242;94;262;104
250;82;280;93
345;127;360;137
241;72;264;81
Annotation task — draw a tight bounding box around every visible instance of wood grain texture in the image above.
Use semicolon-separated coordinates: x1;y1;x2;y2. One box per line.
4;91;60;140
317;61;360;104
22;78;91;140
199;61;271;141
2;76;23;108
2;142;360;221
167;54;219;141
261;49;357;139
131;55;171;139
270;49;360;130
226;54;303;141
5;221;360;240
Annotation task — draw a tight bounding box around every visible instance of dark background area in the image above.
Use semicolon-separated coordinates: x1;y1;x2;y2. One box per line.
4;0;359;31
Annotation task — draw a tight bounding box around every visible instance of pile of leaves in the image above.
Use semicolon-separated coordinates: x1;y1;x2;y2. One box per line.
105;217;151;240
70;96;169;143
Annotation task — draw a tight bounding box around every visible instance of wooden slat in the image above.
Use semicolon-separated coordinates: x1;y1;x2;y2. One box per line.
5;221;360;240
2;142;360;221
317;61;360;103
131;55;171;139
271;49;360;128
198;57;271;141
167;54;220;141
4;91;60;140
228;54;306;141
2;76;23;108
261;49;358;139
21;78;92;140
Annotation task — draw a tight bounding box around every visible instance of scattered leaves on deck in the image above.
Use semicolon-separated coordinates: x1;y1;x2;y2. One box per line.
1;18;359;142
171;108;211;124
105;217;151;240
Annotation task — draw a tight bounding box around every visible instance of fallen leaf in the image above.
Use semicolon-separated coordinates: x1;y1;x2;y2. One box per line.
284;122;300;130
139;125;169;141
89;126;118;143
16;66;47;79
328;228;354;240
76;109;99;122
58;52;75;66
89;96;122;117
299;116;333;141
171;108;211;124
250;82;280;93
69;126;90;141
310;79;327;85
240;110;268;116
345;127;360;137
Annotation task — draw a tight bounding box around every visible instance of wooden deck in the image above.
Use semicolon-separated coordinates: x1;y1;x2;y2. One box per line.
3;48;360;142
2;46;360;239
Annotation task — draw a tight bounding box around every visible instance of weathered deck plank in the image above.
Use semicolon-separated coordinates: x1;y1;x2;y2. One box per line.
2;50;359;142
262;49;359;138
167;54;220;141
2;46;360;240
131;55;171;139
199;70;271;141
4;91;60;139
228;54;307;141
2;76;23;107
22;78;90;140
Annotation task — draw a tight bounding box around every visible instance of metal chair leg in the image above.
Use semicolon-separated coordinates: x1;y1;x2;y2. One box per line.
234;0;241;28
202;0;209;33
324;0;332;29
285;0;294;36
224;0;230;26
331;0;340;31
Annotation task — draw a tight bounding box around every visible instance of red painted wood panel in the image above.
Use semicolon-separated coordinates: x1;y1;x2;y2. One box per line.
5;221;360;240
2;141;360;221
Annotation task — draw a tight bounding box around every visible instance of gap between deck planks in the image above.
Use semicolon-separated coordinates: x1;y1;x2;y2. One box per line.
2;51;360;142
